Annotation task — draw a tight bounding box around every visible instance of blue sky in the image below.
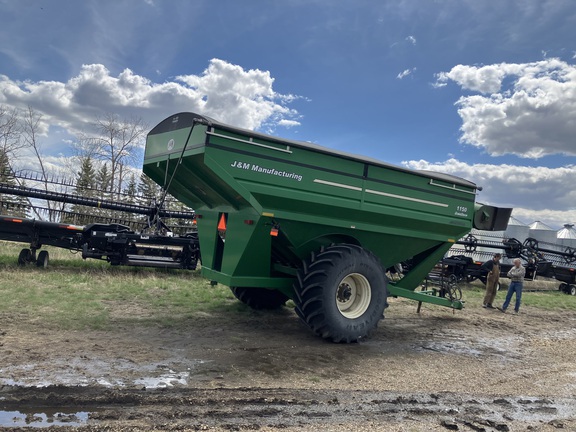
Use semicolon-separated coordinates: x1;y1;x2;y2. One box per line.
1;0;575;227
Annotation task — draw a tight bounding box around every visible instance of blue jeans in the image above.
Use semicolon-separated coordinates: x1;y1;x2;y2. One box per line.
502;281;523;312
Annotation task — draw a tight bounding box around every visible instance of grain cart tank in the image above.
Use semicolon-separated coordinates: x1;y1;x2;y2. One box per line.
144;113;511;342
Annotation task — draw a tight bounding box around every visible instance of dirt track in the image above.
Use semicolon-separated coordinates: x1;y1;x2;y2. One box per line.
1;295;576;431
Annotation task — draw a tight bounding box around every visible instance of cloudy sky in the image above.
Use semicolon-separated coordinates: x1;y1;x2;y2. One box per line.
1;0;575;228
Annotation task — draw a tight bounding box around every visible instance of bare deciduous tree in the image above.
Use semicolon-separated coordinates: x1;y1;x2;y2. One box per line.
20;106;68;221
0;107;29;216
0;104;23;171
76;113;148;198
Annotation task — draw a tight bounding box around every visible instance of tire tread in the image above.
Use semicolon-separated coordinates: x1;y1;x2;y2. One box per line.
294;243;387;342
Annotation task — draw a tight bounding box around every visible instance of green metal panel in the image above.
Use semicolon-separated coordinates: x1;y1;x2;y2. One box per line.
144;112;487;307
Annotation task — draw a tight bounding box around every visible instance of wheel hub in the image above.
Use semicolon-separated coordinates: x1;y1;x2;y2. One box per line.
335;273;372;319
337;283;353;302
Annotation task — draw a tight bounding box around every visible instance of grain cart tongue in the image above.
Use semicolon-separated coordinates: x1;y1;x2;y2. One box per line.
144;112;511;342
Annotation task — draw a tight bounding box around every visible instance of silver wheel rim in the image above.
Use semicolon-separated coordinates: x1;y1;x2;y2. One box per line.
336;273;372;319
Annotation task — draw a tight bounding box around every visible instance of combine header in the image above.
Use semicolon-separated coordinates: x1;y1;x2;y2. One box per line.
0;179;199;270
449;232;576;295
144;112;511;342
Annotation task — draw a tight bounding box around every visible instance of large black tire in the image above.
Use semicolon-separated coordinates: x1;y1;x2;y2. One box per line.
231;286;289;309
36;250;49;268
570;285;576;296
17;248;32;266
294;244;388;343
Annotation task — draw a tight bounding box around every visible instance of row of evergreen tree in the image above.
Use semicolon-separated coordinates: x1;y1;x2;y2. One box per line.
70;157;161;205
0;152;194;232
60;157;194;231
0;149;29;217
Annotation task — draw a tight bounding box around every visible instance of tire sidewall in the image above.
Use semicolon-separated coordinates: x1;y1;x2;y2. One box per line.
37;250;49;268
320;249;387;339
18;248;32;266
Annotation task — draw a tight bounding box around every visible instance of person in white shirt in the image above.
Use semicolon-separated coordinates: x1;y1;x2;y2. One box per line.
499;258;526;314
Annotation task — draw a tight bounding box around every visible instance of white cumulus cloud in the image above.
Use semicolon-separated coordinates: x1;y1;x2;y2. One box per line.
175;59;299;131
277;119;301;128
0;59;302;140
434;58;576;158
403;158;576;228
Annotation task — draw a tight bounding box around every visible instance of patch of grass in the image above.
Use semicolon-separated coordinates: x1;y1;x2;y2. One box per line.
462;279;576;310
3;240;576;332
0;241;240;330
521;291;576;310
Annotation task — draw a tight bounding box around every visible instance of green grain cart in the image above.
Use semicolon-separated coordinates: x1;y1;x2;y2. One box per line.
144;113;511;342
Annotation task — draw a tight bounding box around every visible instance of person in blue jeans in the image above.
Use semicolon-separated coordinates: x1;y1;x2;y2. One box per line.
499;258;526;314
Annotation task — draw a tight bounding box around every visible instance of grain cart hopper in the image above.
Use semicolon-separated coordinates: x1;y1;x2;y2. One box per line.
144;113;511;342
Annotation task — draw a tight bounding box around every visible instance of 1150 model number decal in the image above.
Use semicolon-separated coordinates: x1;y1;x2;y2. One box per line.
455;205;469;217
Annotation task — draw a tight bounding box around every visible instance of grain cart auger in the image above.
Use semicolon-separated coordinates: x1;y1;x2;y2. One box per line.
144;112;512;342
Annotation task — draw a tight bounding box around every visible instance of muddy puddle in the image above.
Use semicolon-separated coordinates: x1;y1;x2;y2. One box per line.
0;357;206;389
0;408;89;428
413;332;525;361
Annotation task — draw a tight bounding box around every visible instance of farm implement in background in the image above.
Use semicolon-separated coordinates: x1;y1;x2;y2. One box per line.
440;231;576;295
0;173;199;270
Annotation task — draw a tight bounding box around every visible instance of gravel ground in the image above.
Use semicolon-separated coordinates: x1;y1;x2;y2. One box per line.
1;295;575;431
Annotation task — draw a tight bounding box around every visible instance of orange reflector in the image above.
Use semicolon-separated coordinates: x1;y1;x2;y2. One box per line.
218;214;227;231
270;227;279;237
10;219;23;223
